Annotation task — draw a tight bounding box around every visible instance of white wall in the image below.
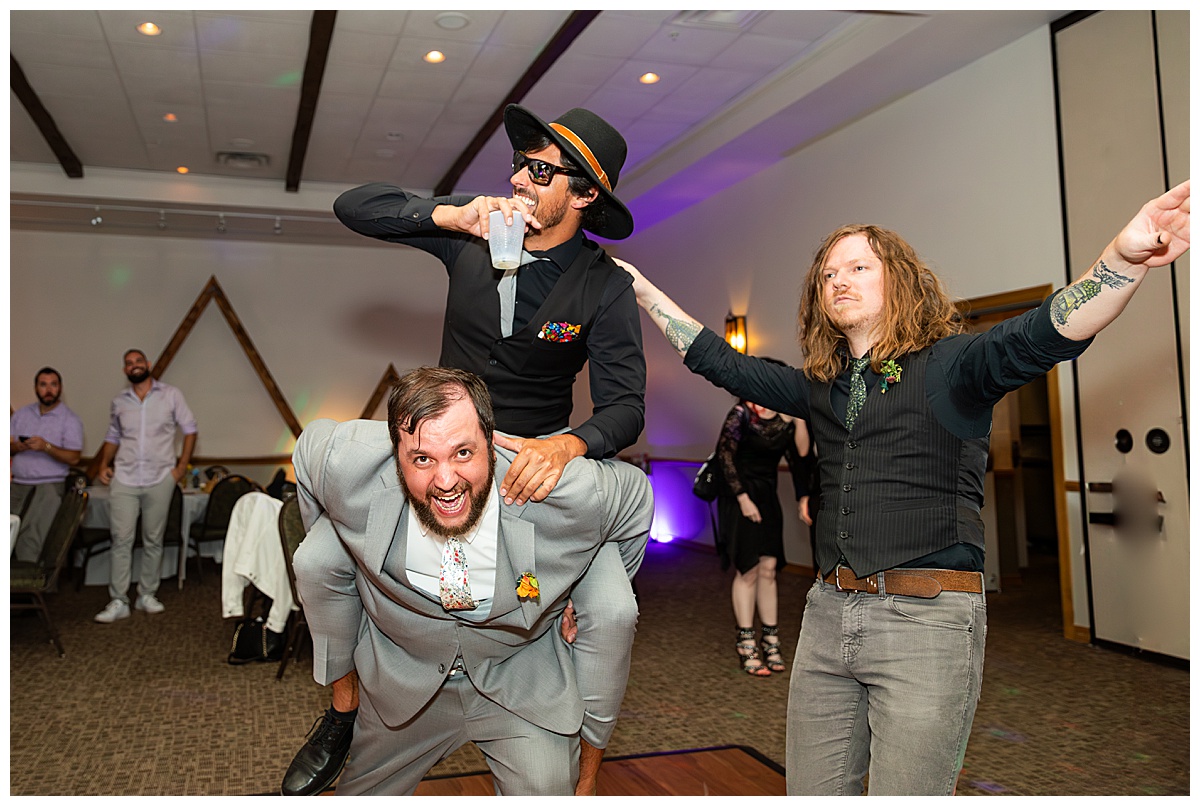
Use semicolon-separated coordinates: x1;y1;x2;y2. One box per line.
9;230;452;481
614;28;1066;567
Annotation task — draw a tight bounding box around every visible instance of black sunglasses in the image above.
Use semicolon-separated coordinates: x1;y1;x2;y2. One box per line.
512;151;586;186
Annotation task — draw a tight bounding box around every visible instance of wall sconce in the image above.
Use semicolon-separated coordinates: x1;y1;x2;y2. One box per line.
724;312;747;354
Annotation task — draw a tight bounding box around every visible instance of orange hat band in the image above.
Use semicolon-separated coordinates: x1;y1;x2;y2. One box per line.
550;122;611;192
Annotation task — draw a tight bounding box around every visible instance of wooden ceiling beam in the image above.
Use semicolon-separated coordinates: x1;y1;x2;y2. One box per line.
434;11;601;197
285;10;338;192
10;55;83;178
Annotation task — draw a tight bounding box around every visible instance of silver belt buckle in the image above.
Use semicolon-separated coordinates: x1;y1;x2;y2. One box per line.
448;658;465;677
834;565;846;592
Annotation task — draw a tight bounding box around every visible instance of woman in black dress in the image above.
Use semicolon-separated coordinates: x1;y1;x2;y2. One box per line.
715;381;810;677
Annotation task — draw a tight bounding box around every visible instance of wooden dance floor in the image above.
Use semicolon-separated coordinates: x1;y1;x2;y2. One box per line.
413;745;786;796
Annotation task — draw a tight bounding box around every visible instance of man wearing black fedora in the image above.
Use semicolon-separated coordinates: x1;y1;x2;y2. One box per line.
280;105;647;795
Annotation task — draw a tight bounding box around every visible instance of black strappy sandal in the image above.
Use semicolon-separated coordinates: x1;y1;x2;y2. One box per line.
760;625;785;673
737;627;771;677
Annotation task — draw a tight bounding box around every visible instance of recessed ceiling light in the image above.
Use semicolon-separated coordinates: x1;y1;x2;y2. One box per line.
639;72;661;85
386;131;405;142
176;166;189;174
424;50;446;64
435;12;469;30
136;22;162;36
163;113;177;122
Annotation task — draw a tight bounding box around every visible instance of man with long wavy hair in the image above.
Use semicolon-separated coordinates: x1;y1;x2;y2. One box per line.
617;180;1189;795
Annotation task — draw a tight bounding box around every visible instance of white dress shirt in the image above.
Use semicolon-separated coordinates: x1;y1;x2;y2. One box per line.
405;483;500;606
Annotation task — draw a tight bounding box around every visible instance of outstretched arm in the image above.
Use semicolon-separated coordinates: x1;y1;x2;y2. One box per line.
1050;180;1190;340
612;258;704;358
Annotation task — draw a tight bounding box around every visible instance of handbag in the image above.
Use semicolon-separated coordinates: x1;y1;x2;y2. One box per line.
693;453;720;501
228;617;284;665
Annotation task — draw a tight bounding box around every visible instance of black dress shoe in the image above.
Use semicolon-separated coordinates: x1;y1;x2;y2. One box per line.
281;709;354;795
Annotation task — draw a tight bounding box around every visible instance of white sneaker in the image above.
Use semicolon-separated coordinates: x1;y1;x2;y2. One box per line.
135;594;166;615
94;599;131;623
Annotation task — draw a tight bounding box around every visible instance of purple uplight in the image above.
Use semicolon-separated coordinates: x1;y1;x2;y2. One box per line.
646;460;712;546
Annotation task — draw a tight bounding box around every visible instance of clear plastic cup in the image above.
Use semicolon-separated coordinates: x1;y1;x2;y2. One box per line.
488;209;524;269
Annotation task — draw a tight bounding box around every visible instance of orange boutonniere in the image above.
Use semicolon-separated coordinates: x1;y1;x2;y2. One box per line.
516;573;540;602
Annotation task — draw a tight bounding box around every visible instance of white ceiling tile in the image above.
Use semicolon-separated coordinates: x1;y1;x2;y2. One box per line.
633;25;741;66
119;73;204;108
20;64;128;101
199;50;306;87
708;33;817;71
194;14;310;57
202;81;300;109
568;13;660;59
540;52;624;87
335;10;411;37
471;44;542;79
669;66;760;104
319;62;388;98
609;61;701;96
580;86;667;122
747;10;856;41
327;29;401;68
362;98;444;145
97;10;198;48
386;37;482;74
377;68;465;104
309;92;376;122
109;43;201;79
11;10;104;39
11;31;116;70
489;10;573;49
400;10;504;45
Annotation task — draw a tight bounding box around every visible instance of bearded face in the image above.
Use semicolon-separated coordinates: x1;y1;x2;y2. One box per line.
394;395;496;538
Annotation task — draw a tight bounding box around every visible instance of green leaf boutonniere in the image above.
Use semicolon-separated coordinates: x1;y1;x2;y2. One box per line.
516;572;540;602
879;360;902;394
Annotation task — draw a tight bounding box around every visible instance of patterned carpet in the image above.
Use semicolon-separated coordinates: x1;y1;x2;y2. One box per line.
9;540;1188;795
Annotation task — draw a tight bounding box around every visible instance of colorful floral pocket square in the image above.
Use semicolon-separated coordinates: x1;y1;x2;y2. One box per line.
538;322;582;342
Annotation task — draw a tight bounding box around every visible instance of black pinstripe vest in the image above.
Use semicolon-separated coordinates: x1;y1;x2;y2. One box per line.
810;348;989;577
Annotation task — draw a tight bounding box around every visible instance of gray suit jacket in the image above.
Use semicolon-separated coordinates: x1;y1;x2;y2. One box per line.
292;418;652;734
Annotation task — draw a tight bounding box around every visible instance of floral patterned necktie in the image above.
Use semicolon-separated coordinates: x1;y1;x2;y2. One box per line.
845;357;871;430
439;536;477;611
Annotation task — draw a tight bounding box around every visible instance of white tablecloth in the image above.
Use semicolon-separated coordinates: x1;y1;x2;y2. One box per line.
76;486;213;587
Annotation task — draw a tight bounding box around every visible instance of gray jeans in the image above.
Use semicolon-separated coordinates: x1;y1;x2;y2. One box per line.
10;480;65;563
108;475;176;604
786;576;987;795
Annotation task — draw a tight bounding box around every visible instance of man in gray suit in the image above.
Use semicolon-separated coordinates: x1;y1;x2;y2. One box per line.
291;366;652;795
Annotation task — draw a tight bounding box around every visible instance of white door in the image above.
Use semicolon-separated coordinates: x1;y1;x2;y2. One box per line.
1055;11;1189;659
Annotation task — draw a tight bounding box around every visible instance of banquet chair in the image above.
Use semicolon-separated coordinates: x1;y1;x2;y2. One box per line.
12;488;88;657
275;494;310;681
187;474;257;584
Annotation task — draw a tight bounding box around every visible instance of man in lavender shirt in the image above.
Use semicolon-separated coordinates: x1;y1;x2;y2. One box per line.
10;367;84;562
93;349;198;623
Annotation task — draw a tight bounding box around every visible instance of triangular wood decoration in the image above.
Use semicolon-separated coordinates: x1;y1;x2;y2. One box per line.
153;276;303;438
360;363;401;420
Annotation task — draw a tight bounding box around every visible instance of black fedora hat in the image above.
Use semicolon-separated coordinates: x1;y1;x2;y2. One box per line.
504;104;635;240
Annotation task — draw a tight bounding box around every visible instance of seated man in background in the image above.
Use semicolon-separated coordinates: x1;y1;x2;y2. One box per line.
291;367;652;794
10;367;84;562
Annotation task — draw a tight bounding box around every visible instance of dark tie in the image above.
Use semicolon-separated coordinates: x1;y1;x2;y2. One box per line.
439;536;476;611
845;357;871;430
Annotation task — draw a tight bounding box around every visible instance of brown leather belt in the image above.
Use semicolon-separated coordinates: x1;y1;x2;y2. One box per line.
822;566;983;598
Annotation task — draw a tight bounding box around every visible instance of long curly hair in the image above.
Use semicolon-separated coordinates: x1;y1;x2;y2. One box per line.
798;225;964;382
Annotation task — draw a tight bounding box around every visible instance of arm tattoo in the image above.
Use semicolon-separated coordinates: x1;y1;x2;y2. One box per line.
1092;259;1133;289
1049;260;1134;327
649;302;701;353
